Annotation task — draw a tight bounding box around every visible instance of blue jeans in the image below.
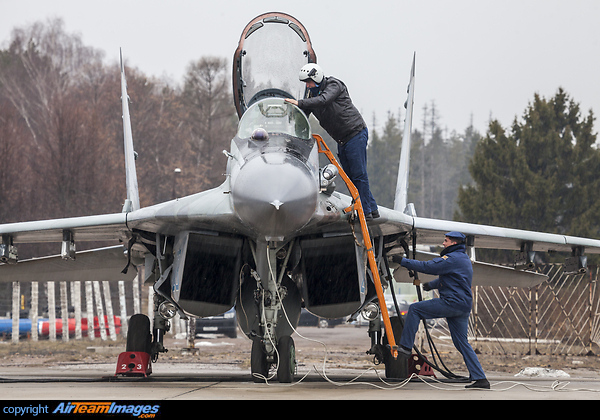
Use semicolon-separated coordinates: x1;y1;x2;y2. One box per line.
337;128;378;215
400;298;486;380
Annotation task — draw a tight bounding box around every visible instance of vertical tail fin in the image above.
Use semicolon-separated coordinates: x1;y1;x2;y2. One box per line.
393;53;416;213
120;49;140;212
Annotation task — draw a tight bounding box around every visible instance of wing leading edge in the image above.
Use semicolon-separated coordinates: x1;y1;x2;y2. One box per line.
392;249;548;288
0;213;128;244
412;216;600;254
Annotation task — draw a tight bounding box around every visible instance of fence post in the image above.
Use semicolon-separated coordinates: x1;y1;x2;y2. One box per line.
133;274;140;315
528;287;532;355
534;285;539;355
102;281;117;341
527;285;539;355
31;282;38;342
72;281;82;340
85;281;95;341
60;282;69;342
47;281;56;341
587;268;598;356
473;285;479;344
119;281;128;338
11;281;20;344
93;281;107;341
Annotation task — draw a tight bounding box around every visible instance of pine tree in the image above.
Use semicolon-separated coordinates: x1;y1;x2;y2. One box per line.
367;111;402;208
457;89;600;238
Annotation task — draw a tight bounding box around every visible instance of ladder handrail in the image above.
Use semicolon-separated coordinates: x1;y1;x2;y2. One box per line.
314;134;398;359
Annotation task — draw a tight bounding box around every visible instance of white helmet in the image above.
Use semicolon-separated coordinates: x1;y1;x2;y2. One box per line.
299;63;324;84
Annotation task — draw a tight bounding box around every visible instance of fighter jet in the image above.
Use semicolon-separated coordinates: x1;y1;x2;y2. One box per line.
1;12;599;383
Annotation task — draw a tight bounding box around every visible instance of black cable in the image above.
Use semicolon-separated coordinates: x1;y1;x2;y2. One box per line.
394;239;467;381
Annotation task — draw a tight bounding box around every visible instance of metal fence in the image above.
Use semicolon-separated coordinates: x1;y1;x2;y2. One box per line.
428;265;600;356
1;277;146;343
4;264;600;356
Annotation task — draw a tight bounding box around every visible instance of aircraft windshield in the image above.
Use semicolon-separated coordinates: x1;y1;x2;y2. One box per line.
237;98;311;140
234;98;315;168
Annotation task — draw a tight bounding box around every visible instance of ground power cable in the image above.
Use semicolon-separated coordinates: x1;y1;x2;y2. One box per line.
395;240;466;380
252;244;600;394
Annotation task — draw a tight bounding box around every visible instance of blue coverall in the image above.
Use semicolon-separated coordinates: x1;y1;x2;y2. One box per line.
399;243;487;381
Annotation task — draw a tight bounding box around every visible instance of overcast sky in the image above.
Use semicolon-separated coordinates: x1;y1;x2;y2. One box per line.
2;0;599;136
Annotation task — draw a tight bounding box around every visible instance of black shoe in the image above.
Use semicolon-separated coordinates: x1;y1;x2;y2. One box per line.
465;379;490;389
371;209;380;219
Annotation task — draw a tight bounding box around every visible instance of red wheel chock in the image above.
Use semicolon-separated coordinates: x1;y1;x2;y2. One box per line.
408;353;436;377
115;352;152;377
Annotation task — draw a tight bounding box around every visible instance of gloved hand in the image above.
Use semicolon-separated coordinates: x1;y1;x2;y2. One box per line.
422;282;432;291
390;254;403;264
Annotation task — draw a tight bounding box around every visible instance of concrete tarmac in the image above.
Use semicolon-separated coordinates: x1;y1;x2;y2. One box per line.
1;362;600;400
2;325;600;401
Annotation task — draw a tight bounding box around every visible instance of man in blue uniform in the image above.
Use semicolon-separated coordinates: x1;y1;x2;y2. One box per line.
391;231;490;389
285;63;379;220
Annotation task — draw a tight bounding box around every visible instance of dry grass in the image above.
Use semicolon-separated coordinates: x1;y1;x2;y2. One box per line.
0;337;126;366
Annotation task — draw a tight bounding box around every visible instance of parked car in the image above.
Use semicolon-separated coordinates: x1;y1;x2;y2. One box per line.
298;308;344;328
385;296;435;328
385;295;411;319
195;308;238;338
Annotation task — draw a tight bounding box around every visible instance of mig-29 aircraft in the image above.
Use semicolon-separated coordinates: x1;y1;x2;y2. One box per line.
1;12;600;383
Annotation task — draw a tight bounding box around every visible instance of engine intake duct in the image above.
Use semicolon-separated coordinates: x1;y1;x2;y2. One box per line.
300;235;363;319
173;232;243;317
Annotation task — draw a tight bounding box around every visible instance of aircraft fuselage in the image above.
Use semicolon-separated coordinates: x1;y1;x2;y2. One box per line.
228;98;319;242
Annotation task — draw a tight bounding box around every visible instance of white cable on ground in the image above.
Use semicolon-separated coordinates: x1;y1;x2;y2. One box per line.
255;245;600;394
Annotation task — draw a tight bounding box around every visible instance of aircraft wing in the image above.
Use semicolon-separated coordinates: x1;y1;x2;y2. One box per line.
392;249;548;288
124;183;250;237
411;216;600;254
0;176;249;256
0;246;136;283
0;213;128;244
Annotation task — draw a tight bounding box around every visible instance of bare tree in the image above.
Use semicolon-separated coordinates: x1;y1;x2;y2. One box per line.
181;57;236;187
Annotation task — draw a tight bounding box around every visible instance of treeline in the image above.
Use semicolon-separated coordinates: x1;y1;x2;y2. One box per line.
367;88;600;262
0;19;237;231
457;89;600;239
367;103;479;220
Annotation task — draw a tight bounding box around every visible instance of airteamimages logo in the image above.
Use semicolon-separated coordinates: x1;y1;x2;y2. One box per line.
52;402;160;417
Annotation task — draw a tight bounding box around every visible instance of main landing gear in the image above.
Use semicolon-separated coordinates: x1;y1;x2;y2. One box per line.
116;292;172;377
115;314;154;377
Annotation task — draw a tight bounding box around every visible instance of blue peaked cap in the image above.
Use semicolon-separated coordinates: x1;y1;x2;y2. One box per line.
445;231;466;241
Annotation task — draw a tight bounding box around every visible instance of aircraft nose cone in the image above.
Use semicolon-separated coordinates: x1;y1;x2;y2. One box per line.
231;155;317;240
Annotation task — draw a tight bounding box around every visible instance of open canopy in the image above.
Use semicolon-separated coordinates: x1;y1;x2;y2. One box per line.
233;12;316;118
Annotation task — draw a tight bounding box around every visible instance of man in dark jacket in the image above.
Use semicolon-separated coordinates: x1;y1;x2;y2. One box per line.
285;64;378;219
391;231;490;389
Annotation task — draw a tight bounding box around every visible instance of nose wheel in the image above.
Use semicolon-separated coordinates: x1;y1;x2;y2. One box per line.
276;335;296;383
250;335;296;383
251;338;269;382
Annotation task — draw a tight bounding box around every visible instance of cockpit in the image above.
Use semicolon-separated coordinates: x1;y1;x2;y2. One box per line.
233;98;315;167
237;98;311;140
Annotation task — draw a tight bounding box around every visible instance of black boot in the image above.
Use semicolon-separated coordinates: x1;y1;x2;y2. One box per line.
465;378;490;389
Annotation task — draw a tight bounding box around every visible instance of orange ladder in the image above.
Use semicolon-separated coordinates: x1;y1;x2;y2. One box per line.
315;134;398;359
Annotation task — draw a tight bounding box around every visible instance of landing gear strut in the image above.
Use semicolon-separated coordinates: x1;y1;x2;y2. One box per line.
246;240;300;383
